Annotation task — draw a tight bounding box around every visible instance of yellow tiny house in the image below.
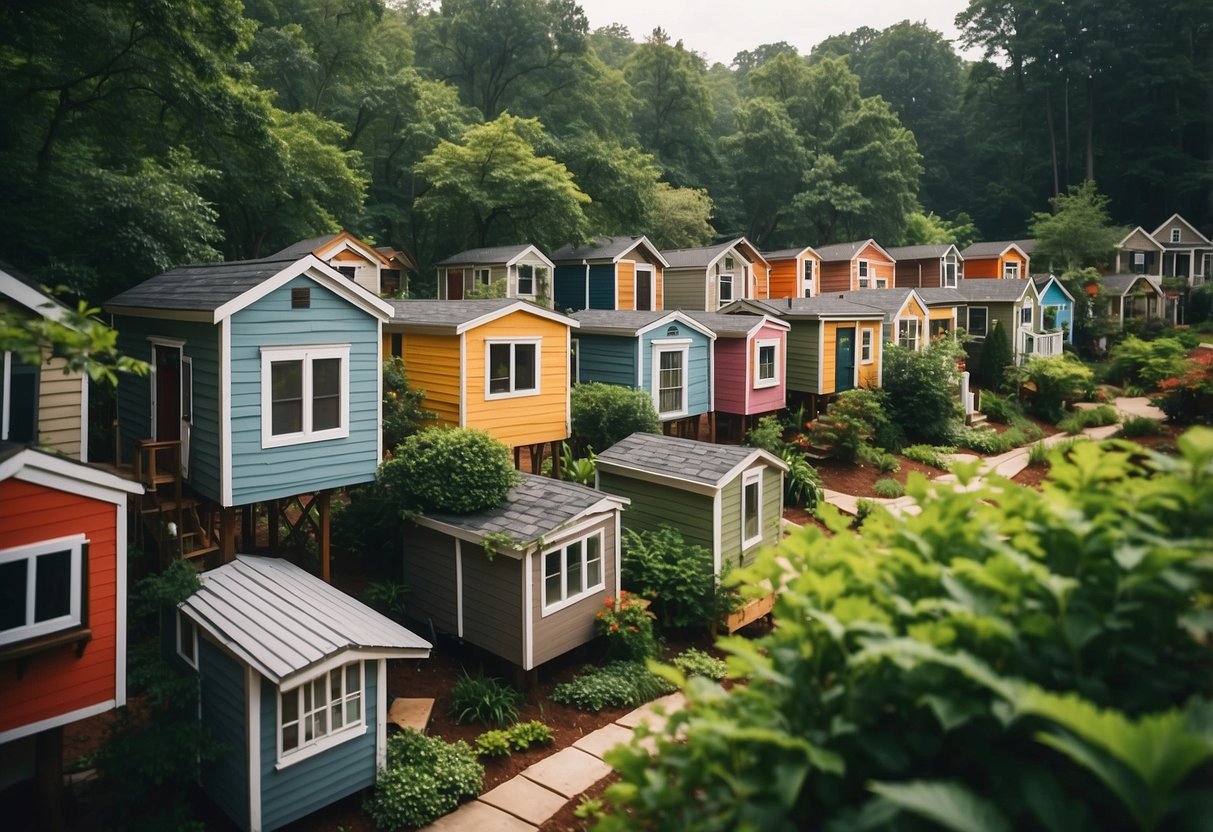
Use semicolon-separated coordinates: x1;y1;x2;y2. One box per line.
385;300;578;469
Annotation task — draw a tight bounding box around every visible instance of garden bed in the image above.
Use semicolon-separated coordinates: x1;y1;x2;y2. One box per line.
811;453;948;498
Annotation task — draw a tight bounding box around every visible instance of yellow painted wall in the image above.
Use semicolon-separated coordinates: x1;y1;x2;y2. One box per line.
859;323;882;389
928;305;955;321
390;331;461;426
1001;250;1028;277
618;261;635;310
654;267;664;310
822;320;882;394
822;322;840;395
464;311;570;448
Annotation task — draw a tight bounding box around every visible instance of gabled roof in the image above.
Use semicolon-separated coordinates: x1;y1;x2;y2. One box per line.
435;244;554;270
387;298;577;333
549;236;669;268
271;230;391;267
813;239;895;263
1150;214;1212;245
180;557;430;686
952;278;1036;303
413;473;628;555
376;246;417;271
761;246;820;261
106;255;394;323
661;237;769;271
0;440;142;505
960;240;1030;260
0;262;73;323
684;310;789;337
915;288;966;307
721;296;886;321
1012;238;1037;255
835;288;925;320
1032;274;1076;303
883;244;960;261
571;309;715;339
597;432;787;495
1101;274;1165;297
1115;226;1165;251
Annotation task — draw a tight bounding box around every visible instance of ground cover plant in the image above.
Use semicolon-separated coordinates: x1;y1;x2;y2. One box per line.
1117;416;1164;438
474;721;555;757
448;672;523;727
901;444;953;470
365;730;483;829
1057;404;1119;435
671;647;727;681
599;430;1213;831
871;477;904;498
550;661;677;712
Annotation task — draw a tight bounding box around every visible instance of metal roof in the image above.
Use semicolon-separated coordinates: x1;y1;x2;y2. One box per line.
416;473;627;548
180;557;430;685
597;432;787;489
435;244;546;267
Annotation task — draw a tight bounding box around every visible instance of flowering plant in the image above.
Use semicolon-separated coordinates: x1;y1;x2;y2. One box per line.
594;591;658;661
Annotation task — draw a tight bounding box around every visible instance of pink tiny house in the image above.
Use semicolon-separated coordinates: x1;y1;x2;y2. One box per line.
688;312;790;441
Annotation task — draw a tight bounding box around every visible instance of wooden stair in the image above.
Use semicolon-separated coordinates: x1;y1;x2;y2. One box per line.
134;440;219;563
966;412;990;428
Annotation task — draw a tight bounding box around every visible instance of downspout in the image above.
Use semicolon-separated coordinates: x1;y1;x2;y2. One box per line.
583;260;590;309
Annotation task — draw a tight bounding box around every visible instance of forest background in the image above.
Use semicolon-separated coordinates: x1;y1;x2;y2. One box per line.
1;0;1210;300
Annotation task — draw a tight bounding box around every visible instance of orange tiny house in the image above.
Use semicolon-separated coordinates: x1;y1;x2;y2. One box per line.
959;241;1030;280
815;240;897;293
763;246;822;298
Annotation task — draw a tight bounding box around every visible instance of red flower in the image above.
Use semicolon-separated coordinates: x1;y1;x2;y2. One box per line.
604;596;614;608
610;624;619;632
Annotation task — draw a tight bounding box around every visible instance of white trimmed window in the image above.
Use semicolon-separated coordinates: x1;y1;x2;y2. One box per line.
652;342;689;417
861;329;874;363
754;339;779;388
464;268;491;295
177;610;197;669
1003;261;1020;279
486;339;540;399
1171;228;1181;243
280;661;364;764
719;255;735;303
944;261;957;288
876;276;889;288
261;345;350;448
336;266;357;281
0;535;86;647
803;259;815;297
741;470;763;548
1021;305;1033;327
898;319;919;351
967;307;989;338
516;264;546;296
542;531;604;614
858;260;870;288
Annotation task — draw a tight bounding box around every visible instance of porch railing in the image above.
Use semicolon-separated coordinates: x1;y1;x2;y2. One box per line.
1021;329;1064;360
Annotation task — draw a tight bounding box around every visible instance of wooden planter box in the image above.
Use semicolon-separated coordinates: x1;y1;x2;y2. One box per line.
720;592;776;634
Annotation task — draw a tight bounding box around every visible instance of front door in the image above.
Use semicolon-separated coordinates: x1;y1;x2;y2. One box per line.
153;345;181;442
635;269;652;311
835;327;856;392
447;269;464;300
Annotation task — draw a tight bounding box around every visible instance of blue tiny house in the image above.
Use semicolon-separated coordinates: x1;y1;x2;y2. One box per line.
550;236;669;312
571;310;715;439
106;254;393;573
178;557;430;832
1032;275;1075;343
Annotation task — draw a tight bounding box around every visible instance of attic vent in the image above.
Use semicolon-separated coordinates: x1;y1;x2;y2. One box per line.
666;325;679;336
291;288;311;309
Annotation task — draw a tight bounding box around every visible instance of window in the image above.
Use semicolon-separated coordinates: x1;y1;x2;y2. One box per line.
1171;228;1181;243
177;610;197;669
861;329;874;363
280;662;363;762
944;261;957;288
486;340;540;398
857;260;870;288
381;269;401;296
517;264;535;295
754;340;779;387
898;319;919;351
876;277;888;288
390;334;403;358
1021;305;1033;327
464;268;491;295
291;288;311;309
542;532;604;613
1003;261;1019;279
0;535;85;647
260;345;350;448
741;470;762;548
653;344;688;417
803;259;815;297
967;307;988;337
336;265;356;281
719;270;733;303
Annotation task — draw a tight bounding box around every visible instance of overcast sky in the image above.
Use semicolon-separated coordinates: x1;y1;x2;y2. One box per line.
575;0;981;66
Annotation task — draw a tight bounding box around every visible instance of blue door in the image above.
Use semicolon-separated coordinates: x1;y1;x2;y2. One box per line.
835;327;856;392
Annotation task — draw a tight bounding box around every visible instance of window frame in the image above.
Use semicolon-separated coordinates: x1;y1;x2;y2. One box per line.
1003;261;1020;280
464;267;492;295
1171;228;1181;243
1021;304;1033;328
741;469;763;549
277;660;366;768
803;259;815;297
336;265;357;281
0;534;86;647
857;259;870;288
541;530;606;615
260;344;351;449
484;338;542;400
967;307;989;338
516;263;536;296
944;260;957;288
718;269;734;303
177;609;198;669
180;356;193;424
897;319;920;351
860;329;874;364
753;338;780;388
651;340;690;419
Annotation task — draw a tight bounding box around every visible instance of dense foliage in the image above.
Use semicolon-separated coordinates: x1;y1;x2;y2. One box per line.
365;730;484;829
382;357;434;452
881;338;966;445
974;320;1013;392
379;427;517;514
551;661;677;712
805;389;900;461
1107;336;1192;391
621;526;718;630
570;382;660;453
448;672;523;727
600;431;1213;831
596;592;660;661
1012;355;1097;423
748;415;822;509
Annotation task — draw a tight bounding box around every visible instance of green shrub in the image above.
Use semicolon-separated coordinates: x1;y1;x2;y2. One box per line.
1000;426;1027;447
1058;405;1120;435
550;661;677;712
882;338;966;443
746;414;785;455
780;447;822;509
596;592;660;660
872;477;905;498
474;730;511;757
365;730;483;829
805;389;900;461
380;427;517;514
333;480;402;563
975;319;1014;391
361;580;409;622
1153;363;1213;424
571;382;660;453
448;672;522;727
1118;416;1164;438
1107;336;1190;390
672;647;728;681
560;441;596;485
979;391;1023;424
1011;355;1096;423
901;444;953;470
507;720;554;750
1027;440;1051;466
956;427;1012;454
622;526;716;631
382;356;435;451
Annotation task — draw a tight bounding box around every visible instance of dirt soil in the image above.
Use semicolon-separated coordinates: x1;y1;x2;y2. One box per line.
811;453;949;498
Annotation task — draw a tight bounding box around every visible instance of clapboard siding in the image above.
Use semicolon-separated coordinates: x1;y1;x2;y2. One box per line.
785;320;820;394
618;261;635;310
575;334;637;387
399;331;461;426
402;525;459;634
530;514;618;667
662;269;707;311
640;322;711;419
713;339;748;414
460;549;524;666
587;264;616;310
598;471;715;554
199;639;250;831
36;357;83;458
719;463;783;570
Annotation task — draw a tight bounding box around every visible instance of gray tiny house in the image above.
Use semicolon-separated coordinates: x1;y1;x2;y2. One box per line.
595;432;786;577
405;474;628;671
177;556;430;832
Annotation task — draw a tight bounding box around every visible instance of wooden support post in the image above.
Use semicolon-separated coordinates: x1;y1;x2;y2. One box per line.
318;490;332;583
241;504;255;552
35;726;64;832
709;412;716;443
219;507;237;563
268;499;279;551
513;446;522;470
551;440;562;480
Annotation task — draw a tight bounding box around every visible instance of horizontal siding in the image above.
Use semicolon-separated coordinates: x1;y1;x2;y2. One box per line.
399;331;461;426
746;326;788;414
402;525;459;634
786;321;820;394
822;322;844;395
721;464;782;571
713;339;747;414
768;259;797;298
662;268;707;311
530;515;618;667
618;261;635;310
640;323;711;418
199;639;249;831
37;358;82;458
114;318;153;467
859;243;896;285
588;264;616;310
598;471;715;554
553;264;586;312
576;334;637;387
460;547;524;666
819;260;852;293
964;258;998;279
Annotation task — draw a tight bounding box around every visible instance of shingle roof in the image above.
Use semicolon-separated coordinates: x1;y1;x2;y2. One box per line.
571;309;685;335
916;287;966;306
435;244;540;266
1102;274;1163;296
835;288;916;317
180;557;430;684
661;240;739;269
388;298;572;329
421;473;624;544
269;234;342;260
550;236;645;262
761;247;814;260
596;432;786;488
813;240;873;261
684;310;769;336
1013;238;1037;255
747;295;886;319
960;240;1025;259
883;244;954;261
952;279;1034;303
106;255;301;312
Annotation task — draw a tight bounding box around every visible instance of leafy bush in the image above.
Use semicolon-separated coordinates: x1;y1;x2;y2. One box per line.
550;661;677;712
571;382;660;453
872;477;905;498
333;480;402;563
1153;359;1213;424
361;580;409;622
780;447;822;508
1107;336;1191;390
805;389;900;461
882;338;966;443
382;356;434;451
1117;416;1164;438
380;427;517;514
448;672;522;727
858;444;900;473
560;441;596;485
1058;404;1120;435
979;391;1023;424
955;427;1012;454
507;720;554;750
901;444;952;470
366;730;483;829
622;527;716;631
975;319;1014;391
672;647;728;681
1190;283;1213;324
474;730;511;757
600;430;1213;832
746;414;785;455
596;592;660;660
1011;355;1096;422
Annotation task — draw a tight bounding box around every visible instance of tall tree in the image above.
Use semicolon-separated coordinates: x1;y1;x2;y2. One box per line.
718;98;806;246
646;183;715;249
1029;181;1121;272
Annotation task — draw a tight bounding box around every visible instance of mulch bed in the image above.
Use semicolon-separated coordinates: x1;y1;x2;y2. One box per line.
811;454;948;498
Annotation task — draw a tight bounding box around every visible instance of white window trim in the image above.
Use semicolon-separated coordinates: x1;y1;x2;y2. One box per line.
898;319;920;351
0;534;86;646
875;277;888;288
1171;228;1181;243
967;306;989;338
1021;304;1034;328
741;469;763;549
276;661;366;769
515;263;542;297
718;270;734;303
1003;261;1020;280
860;329;874;364
541;530;606;616
651;339;691;419
753;339;780;388
177;610;198;669
634;265;656;310
484;338;542;400
260;344;351;449
803;259;815;297
943;261;958;288
1133;251;1145;265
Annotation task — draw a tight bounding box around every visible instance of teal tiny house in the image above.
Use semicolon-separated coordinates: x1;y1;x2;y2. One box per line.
550;236;668;312
1031;275;1075;343
178;557;430;832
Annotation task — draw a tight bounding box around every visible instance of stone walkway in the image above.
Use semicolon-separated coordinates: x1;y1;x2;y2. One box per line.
422;692;686;831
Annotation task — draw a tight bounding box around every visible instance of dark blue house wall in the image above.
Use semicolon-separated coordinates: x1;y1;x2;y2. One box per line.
554;263;616;311
198;638;250;831
575;334;637;387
